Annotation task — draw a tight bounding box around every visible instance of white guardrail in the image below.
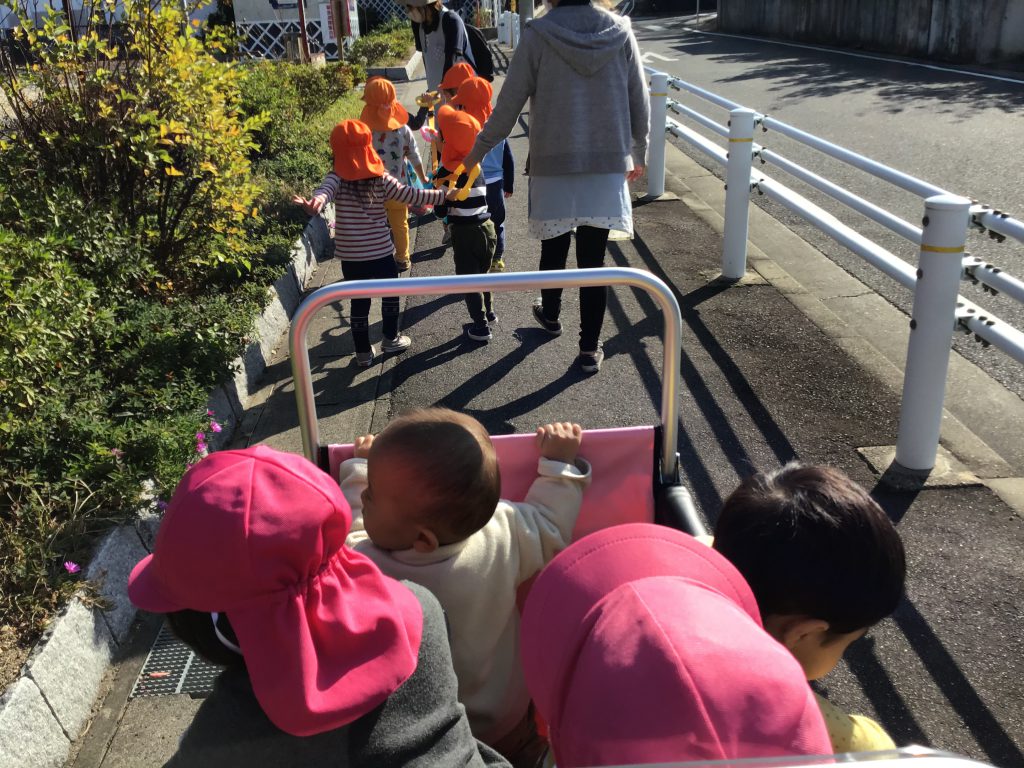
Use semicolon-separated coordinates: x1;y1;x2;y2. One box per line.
644;67;1024;474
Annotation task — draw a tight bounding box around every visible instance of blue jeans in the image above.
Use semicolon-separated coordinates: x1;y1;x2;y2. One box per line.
485;180;506;258
340;256;400;353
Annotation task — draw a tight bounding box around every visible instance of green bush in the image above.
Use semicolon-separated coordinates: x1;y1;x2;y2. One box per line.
347;19;414;67
0;6;399;650
0;0;265;289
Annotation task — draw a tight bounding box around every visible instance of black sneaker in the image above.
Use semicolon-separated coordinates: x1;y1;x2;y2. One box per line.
466;323;492;342
578;347;604;373
486;310;498;324
531;302;562;336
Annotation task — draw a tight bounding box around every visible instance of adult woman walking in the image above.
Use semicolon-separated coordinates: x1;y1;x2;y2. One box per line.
403;0;476;92
463;0;649;373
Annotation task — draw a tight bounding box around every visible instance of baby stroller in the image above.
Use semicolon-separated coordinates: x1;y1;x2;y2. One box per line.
288;267;706;540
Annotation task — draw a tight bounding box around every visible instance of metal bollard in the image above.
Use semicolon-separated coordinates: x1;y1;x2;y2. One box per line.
511;13;519;49
646;71;668;198
894;194;972;472
498;12;507;45
721;108;756;280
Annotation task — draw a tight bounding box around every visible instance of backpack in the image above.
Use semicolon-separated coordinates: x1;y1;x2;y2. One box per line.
464;24;495;82
441;10;495;82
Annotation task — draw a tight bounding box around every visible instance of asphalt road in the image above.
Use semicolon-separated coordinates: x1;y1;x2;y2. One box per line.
632;13;1024;400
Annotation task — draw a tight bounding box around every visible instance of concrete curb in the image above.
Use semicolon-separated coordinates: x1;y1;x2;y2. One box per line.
367;50;423;83
0;211;333;768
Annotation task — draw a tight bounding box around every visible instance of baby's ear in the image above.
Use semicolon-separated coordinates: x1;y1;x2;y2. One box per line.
764;614;829;650
412;527;440;553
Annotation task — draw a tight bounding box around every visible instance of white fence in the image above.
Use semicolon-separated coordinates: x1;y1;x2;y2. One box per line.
645;67;1024;474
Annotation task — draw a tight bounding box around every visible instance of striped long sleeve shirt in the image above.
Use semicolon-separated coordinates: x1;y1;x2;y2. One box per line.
312;172;446;262
433;165;490;227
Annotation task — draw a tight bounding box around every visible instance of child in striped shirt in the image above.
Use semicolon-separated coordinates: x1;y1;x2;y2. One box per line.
433;105;496;343
293;120;455;367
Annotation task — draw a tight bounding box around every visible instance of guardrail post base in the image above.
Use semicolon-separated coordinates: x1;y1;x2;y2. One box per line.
894;194;972;472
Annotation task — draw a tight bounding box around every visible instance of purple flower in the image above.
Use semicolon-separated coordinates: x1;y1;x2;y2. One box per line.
156;499;168;512
109;448;124;459
195;431;205;442
63;561;81;574
210;421;222;433
196;442;208;454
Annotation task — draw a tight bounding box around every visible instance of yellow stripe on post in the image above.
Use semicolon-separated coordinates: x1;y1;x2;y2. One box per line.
920;244;965;253
728;137;754;143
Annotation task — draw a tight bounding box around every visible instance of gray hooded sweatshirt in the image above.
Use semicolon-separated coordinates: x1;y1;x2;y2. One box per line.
465;4;650;177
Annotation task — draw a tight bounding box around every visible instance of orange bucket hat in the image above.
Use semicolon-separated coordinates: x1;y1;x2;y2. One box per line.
439;61;476;92
330;120;386;181
437;104;481;170
360;77;410;132
451;76;493;127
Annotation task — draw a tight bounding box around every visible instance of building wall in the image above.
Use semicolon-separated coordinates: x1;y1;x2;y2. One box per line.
717;0;1024;67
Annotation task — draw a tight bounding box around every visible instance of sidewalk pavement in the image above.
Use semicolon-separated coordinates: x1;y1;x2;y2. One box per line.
67;51;1024;768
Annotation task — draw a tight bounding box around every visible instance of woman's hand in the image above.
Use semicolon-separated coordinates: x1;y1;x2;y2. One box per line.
625;165;646;182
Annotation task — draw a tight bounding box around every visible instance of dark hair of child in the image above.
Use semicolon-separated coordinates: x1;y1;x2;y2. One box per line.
344;177;385;211
370;407;501;543
713;463;906;634
166;610;245;669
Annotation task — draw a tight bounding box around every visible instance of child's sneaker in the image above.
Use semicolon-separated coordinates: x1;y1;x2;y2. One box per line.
441;225;452;246
356;346;378;367
531;301;562;337
488;257;506;273
578;346;604;374
466;323;492;342
381;335;412;353
485;310;498;324
395;259;411;273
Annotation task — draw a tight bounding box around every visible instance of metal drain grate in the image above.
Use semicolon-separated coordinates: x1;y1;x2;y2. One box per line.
131;623;223;699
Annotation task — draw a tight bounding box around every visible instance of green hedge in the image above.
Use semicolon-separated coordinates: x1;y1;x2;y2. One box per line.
0;4;393;648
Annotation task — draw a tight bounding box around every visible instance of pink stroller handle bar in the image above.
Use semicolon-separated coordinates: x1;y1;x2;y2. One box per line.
288;268;684;483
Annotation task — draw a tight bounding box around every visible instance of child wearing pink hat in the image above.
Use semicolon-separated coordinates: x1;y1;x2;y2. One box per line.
520;523;833;768
128;445;510;767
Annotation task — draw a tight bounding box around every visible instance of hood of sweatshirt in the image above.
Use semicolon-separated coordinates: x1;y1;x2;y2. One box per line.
528;6;633;77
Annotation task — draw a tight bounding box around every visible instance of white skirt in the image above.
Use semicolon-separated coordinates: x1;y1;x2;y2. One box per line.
527;172;633;240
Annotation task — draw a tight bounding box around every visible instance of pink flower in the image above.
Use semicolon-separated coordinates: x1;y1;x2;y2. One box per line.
196;442;208;454
210;421;222;433
63;561;81;574
206;409;215;416
196;432;205;441
109;448;124;459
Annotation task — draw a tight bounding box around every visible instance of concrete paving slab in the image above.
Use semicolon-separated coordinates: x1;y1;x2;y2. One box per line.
26;600;113;740
858;445;983;490
0;677;70;768
96;696;201;768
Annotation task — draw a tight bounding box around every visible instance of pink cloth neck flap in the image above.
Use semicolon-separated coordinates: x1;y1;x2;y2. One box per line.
128;446;423;737
328;425;656;538
520;524;832;767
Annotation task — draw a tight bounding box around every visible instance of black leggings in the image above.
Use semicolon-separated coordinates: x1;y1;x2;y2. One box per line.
341;256;400;353
538;226;610;351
